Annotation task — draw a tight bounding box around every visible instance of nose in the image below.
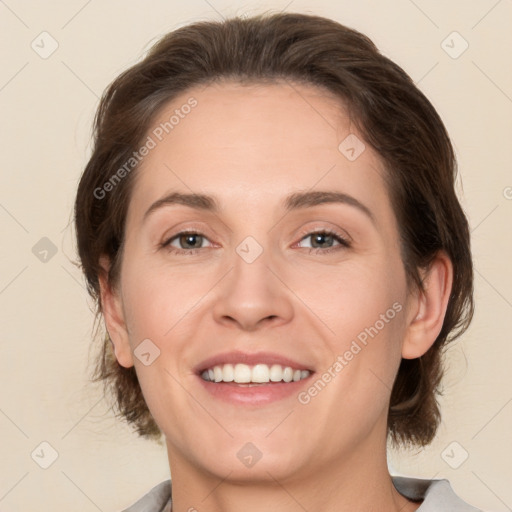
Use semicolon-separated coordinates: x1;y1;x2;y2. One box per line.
211;244;294;331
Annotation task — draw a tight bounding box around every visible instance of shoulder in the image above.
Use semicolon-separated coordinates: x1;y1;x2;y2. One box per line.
120;480;172;512
392;475;484;511
120;476;485;511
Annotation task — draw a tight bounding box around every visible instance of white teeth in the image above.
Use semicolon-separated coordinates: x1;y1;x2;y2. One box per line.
234;363;252;383
269;364;283;382
223;363;234;382
200;363;311;383
213;366;223;383
252;364;270;383
283;367;293;382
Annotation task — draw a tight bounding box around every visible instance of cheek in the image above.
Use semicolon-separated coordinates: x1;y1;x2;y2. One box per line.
289;260;406;459
118;256;204;432
292;253;407;339
120;255;207;344
297;254;407;398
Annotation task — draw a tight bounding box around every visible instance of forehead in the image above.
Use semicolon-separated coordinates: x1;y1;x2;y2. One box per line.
154;80;349;154
128;80;392;224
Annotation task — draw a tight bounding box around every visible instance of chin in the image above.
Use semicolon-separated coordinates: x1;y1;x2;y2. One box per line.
170;433;309;482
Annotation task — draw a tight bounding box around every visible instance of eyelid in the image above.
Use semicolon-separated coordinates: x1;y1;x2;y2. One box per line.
293;229;351;252
295;223;352;244
160;229;215;250
159;221;215;245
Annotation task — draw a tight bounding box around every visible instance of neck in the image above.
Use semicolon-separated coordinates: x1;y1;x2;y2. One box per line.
166;434;421;512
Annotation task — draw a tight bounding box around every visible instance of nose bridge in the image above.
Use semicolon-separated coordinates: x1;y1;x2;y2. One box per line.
235;235;272;289
211;232;294;329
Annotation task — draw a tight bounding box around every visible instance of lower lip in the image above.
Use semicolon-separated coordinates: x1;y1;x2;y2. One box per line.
196;375;313;406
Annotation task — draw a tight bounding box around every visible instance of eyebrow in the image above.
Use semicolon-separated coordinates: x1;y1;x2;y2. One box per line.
143;190;375;224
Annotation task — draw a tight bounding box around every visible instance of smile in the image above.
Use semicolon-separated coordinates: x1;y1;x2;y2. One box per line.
200;363;311;384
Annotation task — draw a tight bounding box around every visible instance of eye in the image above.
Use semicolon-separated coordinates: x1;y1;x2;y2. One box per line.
161;231;213;254
160;229;351;256
296;229;351;254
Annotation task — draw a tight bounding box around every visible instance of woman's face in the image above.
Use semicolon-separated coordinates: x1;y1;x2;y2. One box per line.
107;81;419;481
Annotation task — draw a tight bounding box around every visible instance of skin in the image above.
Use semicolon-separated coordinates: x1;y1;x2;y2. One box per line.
100;80;453;512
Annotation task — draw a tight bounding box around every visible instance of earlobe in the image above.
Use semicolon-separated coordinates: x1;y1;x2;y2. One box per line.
401;251;453;359
98;256;134;368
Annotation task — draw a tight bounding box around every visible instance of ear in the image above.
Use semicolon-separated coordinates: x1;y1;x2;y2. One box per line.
98;255;134;368
401;251;453;359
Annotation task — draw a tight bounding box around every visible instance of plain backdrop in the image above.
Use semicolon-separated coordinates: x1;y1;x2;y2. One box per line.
0;0;511;511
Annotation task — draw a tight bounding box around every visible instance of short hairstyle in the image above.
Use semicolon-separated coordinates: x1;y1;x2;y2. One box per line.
74;12;474;448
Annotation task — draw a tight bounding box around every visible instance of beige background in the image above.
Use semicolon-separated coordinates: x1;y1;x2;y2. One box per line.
0;0;511;510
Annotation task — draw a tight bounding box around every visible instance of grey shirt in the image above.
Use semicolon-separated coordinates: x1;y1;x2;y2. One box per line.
121;476;483;511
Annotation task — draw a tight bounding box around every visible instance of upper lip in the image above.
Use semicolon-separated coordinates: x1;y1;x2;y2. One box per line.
194;351;314;374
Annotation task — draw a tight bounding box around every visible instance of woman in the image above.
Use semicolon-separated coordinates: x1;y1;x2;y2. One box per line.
74;12;481;512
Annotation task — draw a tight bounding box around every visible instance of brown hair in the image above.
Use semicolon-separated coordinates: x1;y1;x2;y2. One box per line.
74;12;474;447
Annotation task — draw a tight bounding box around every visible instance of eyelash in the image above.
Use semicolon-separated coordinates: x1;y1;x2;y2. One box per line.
160;229;351;256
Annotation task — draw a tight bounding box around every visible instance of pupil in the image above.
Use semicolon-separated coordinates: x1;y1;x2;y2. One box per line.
182;234;201;248
313;233;331;248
